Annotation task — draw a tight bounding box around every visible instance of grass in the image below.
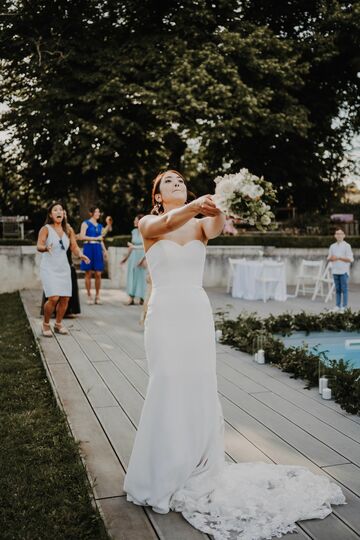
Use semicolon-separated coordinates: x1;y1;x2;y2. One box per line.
0;292;109;540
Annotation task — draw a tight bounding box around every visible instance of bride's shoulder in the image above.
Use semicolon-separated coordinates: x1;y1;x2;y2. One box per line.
139;213;156;223
139;214;155;228
138;214;162;240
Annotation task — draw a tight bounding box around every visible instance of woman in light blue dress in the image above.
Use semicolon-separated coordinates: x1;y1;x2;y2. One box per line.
121;215;147;305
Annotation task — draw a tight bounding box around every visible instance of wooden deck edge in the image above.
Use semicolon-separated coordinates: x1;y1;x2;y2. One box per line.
20;291;158;540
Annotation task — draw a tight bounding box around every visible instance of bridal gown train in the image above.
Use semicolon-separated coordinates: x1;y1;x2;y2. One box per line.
123;239;345;540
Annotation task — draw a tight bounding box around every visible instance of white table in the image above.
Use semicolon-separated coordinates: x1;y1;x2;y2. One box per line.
231;259;287;301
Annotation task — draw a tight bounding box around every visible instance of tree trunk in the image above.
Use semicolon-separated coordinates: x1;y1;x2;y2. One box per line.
165;132;187;170
78;174;98;220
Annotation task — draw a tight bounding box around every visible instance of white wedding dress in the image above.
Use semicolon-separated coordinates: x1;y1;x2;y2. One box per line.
123;239;345;540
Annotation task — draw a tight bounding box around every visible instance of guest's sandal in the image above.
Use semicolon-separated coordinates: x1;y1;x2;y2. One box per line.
54;323;69;335
42;322;53;338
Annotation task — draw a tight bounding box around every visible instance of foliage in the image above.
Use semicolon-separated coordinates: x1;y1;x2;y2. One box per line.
106;235;132;247
216;309;360;415
1;1;359;231
0;292;108;539
0;239;34;246
238;0;360;210
328;359;360;415
5;233;360;248
106;233;360;248
207;234;360;247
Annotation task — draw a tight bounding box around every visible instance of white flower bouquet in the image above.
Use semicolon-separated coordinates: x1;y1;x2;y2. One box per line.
212;168;277;231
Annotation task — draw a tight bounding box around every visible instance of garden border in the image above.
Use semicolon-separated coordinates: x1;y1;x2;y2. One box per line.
216;309;360;415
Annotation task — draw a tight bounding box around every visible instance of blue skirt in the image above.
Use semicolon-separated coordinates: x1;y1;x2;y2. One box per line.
126;249;146;299
80;243;104;271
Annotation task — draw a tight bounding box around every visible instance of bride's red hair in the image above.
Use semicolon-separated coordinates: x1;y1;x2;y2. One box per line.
151;170;195;215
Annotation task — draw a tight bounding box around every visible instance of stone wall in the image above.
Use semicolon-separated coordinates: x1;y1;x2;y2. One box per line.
1;244;360;293
108;245;360;288
0;246;41;294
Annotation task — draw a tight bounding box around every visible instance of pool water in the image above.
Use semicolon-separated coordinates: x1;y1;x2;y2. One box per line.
279;331;360;369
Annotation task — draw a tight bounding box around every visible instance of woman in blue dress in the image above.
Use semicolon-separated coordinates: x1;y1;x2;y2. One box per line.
121;215;147;305
79;207;108;304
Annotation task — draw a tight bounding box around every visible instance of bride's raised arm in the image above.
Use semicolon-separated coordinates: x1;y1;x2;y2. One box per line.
139;195;220;239
200;212;226;240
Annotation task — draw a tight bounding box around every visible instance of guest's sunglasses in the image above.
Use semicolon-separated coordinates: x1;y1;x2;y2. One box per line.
59;239;65;250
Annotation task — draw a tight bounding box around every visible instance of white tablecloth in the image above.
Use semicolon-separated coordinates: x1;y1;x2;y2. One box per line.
231;259;287;301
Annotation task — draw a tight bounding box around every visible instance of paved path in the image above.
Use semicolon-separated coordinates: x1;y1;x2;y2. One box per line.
22;287;360;540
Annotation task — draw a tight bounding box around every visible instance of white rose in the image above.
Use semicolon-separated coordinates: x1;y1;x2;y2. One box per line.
216;179;235;198
261;214;271;226
252;185;264;197
234;178;245;191
240;183;253;198
212;194;228;212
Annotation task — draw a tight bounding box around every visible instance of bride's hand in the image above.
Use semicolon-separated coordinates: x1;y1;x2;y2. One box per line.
191;195;220;217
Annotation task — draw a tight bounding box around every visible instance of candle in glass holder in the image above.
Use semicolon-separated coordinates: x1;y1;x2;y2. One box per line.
322;387;332;400
319;377;328;394
257;349;265;364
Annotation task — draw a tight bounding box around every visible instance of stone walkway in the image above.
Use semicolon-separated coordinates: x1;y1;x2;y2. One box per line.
22;287;360;540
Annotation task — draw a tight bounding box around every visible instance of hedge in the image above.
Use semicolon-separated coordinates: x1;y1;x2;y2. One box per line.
208;235;360;248
107;235;360;249
0;239;34;246
2;235;360;250
216;309;360;415
106;235;132;247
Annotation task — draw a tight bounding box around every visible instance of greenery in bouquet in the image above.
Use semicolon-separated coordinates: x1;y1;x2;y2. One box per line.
213;169;277;231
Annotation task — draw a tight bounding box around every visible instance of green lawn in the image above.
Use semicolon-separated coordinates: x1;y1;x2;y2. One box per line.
0;292;109;540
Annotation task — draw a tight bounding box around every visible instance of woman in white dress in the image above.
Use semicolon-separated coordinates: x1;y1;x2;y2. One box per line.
123;170;345;540
37;203;90;337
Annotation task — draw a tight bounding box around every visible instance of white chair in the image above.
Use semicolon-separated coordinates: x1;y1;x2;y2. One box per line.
227;258;238;293
294;260;324;297
256;262;284;303
227;258;246;293
312;262;335;302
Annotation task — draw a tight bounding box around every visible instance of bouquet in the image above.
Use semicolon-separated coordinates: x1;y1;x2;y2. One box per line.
212;168;277;231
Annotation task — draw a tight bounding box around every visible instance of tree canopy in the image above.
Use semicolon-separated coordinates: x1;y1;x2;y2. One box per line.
1;0;359;231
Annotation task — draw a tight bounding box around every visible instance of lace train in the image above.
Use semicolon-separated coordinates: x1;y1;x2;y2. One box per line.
171;462;346;540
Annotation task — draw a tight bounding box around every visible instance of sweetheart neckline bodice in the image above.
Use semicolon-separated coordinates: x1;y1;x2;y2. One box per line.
145;239;206;258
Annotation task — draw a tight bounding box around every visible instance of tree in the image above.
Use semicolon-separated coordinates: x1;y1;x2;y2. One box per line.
238;0;360;210
1;0;359;231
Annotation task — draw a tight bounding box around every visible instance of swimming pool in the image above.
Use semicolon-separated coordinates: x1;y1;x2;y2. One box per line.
279;331;360;369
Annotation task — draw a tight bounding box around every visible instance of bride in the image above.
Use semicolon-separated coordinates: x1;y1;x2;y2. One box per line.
123;170;345;540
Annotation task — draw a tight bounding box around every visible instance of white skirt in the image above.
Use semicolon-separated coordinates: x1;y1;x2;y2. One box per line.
40;255;71;297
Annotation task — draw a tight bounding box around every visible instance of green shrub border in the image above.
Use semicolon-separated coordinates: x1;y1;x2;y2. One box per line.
216;309;360;415
3;234;360;249
107;235;360;248
208;235;360;248
0;239;34;246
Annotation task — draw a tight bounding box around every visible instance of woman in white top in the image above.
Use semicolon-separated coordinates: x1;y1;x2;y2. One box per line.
37;202;90;337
